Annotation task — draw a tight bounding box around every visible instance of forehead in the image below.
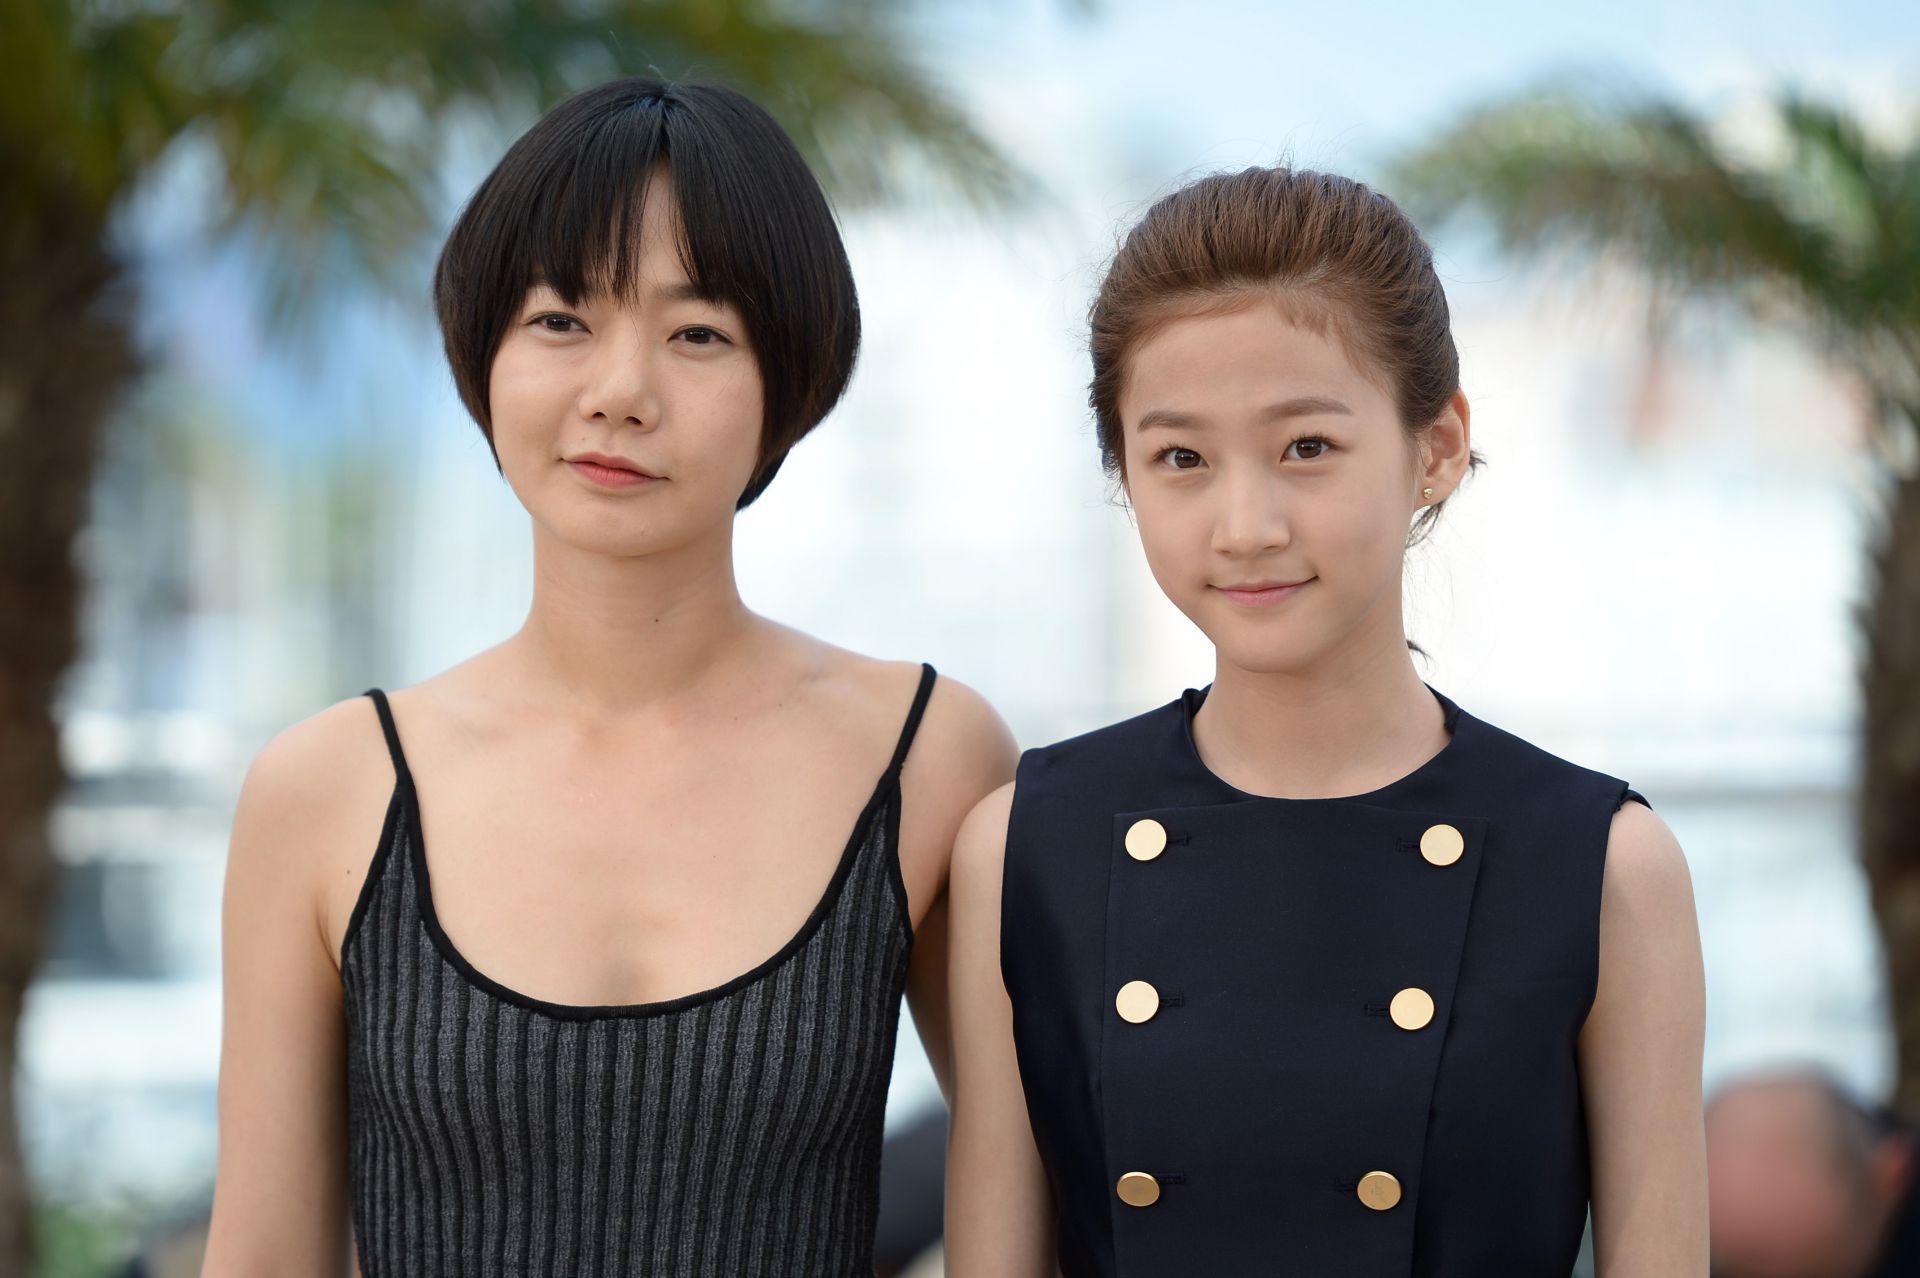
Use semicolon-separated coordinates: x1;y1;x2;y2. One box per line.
1120;298;1392;422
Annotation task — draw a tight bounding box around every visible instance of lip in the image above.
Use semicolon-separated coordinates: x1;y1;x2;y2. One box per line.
1213;577;1315;607
565;452;661;490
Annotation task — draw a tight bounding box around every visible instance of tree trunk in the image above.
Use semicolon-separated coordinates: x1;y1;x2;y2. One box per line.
1861;458;1920;1119
0;193;138;1277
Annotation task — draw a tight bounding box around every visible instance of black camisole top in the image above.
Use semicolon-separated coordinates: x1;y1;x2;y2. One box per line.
340;663;936;1276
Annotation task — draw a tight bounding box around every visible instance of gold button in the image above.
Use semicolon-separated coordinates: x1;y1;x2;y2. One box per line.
1115;980;1161;1024
1116;1171;1161;1207
1420;823;1464;866
1125;818;1168;862
1390;987;1435;1031
1357;1170;1402;1210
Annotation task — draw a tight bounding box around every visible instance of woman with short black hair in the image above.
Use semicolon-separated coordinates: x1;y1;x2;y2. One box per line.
205;77;1015;1277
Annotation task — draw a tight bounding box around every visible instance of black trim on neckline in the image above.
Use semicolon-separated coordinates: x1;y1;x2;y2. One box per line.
350;663;935;1021
1176;681;1472;805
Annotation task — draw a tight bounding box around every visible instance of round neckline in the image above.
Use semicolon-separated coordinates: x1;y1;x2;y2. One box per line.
1177;681;1470;805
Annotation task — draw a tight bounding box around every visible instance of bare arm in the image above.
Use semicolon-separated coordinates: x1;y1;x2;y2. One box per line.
898;675;1018;1106
944;782;1054;1277
202;701;386;1277
1579;799;1709;1278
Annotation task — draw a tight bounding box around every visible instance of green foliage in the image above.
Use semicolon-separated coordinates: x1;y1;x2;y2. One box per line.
32;1193;141;1278
2;0;1026;318
1390;84;1920;457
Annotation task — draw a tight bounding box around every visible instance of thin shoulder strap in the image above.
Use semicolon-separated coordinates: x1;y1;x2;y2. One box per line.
884;663;939;778
362;688;414;788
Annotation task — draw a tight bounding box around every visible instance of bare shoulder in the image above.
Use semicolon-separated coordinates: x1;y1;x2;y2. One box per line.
1586;797;1704;1033
951;782;1017;897
230;694;400;961
237;696;392;844
801;644;1017;910
893;666;1018;829
799;637;1016;780
1600;799;1697;920
915;671;1019;774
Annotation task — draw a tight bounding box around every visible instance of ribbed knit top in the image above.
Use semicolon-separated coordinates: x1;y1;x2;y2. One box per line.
339;664;936;1277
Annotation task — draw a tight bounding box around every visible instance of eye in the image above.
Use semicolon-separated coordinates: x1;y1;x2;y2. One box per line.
1285;435;1333;461
675;326;730;347
1151;445;1205;471
531;313;584;334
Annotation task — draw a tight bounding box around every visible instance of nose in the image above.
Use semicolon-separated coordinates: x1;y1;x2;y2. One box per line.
575;327;660;431
1211;466;1291;558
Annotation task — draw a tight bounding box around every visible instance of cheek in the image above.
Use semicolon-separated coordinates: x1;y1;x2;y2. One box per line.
673;359;765;489
1312;469;1414;575
710;361;765;448
485;345;561;451
1128;486;1208;581
1310;501;1397;570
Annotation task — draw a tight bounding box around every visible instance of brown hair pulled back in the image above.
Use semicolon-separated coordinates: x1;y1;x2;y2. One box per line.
1089;165;1476;541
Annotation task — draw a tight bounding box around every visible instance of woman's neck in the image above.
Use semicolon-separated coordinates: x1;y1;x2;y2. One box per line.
1195;637;1449;801
500;523;769;717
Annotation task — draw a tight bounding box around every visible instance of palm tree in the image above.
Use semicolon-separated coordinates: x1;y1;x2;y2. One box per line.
1392;88;1920;1113
0;2;1022;1270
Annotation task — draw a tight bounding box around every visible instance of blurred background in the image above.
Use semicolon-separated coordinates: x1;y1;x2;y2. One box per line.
6;1;1918;1275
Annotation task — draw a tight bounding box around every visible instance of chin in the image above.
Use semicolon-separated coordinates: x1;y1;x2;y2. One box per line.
1211;641;1323;678
1192;615;1326;677
534;503;697;559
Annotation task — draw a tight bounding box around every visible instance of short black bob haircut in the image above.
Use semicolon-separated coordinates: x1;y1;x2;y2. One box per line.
434;78;860;509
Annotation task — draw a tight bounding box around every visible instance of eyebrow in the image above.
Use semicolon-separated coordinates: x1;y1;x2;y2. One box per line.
1135;395;1354;432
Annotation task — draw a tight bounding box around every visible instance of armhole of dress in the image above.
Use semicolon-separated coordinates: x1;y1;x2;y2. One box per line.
881;662;939;944
997;749;1042;1004
1580;779;1649;1031
340;688;409;966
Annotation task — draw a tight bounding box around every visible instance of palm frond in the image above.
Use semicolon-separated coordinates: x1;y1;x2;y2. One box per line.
9;0;1029;315
1390;83;1920;455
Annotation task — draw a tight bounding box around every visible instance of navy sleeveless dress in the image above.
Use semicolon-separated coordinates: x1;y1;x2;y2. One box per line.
1000;682;1647;1277
340;663;937;1276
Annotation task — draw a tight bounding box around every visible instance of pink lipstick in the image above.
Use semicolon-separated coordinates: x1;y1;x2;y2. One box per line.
565;452;660;490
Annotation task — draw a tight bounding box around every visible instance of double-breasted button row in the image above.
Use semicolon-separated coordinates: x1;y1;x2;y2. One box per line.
1110;819;1452;1215
1112;980;1431;1029
1115;1168;1405;1211
1125;818;1463;867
